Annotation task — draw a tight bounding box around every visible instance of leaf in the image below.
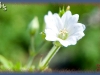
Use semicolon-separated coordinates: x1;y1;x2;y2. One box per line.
0;55;13;70
13;62;22;71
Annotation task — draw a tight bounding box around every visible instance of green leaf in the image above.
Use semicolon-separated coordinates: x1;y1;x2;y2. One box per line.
0;55;13;70
13;62;22;71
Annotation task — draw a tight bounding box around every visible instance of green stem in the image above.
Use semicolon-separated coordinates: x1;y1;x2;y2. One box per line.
31;36;35;53
27;35;35;68
26;56;34;68
36;41;50;55
39;45;61;71
26;40;50;68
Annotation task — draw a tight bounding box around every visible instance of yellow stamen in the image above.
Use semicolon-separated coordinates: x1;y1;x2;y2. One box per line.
58;28;68;40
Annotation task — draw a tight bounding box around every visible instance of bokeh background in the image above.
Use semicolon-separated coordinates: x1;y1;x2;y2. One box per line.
0;4;100;71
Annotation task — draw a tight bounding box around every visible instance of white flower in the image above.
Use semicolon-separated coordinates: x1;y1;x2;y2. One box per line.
44;11;86;47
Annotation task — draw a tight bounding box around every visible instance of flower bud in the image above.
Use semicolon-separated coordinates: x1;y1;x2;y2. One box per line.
59;6;70;17
59;6;65;17
29;16;39;36
66;6;70;11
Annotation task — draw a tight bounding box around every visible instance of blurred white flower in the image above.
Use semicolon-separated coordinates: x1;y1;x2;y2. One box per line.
44;11;86;47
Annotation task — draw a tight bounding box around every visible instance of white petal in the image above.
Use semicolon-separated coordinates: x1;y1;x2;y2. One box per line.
57;36;77;47
68;23;86;36
53;13;63;31
69;14;79;24
61;11;72;27
71;32;85;40
57;31;85;47
63;13;79;30
72;14;79;23
45;29;58;41
48;11;52;15
44;11;59;33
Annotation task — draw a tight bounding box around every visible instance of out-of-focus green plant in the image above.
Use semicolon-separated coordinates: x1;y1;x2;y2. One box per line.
0;55;36;72
0;55;13;71
27;16;39;68
0;4;99;72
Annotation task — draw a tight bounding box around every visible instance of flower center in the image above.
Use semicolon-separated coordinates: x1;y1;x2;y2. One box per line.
58;28;68;40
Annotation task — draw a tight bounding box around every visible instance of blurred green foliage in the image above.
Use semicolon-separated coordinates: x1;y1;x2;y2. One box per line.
0;4;100;71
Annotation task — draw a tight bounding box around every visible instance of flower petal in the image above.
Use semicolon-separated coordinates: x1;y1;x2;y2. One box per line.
57;36;77;47
68;23;86;36
44;11;59;33
61;11;72;27
69;14;79;24
45;29;58;41
65;14;79;29
44;11;63;32
71;32;85;40
53;13;63;31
